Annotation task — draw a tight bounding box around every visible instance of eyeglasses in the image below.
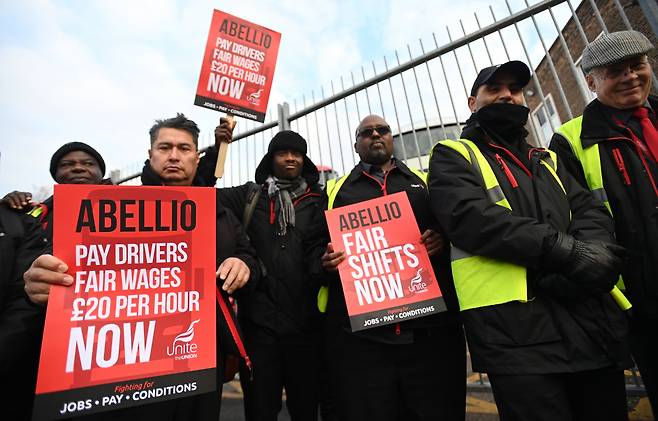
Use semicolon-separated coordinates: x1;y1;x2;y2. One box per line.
357;125;391;138
600;58;650;79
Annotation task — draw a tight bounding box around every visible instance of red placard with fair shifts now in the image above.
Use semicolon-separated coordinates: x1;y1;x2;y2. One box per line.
194;9;281;122
32;185;216;421
325;191;446;332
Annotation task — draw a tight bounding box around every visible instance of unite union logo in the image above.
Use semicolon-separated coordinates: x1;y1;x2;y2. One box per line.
166;319;200;360
247;89;264;105
408;269;429;293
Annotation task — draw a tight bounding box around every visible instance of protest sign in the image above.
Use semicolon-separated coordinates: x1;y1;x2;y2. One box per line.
194;9;281;122
325;191;446;332
32;185;216;420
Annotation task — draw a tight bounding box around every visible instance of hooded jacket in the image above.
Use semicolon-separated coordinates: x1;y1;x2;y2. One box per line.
428;107;631;374
550;96;658;320
215;151;327;343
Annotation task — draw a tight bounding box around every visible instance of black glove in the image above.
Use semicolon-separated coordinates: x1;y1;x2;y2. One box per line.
534;273;590;300
545;232;622;294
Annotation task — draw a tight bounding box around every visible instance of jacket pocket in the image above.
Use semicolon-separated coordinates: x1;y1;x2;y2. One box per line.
466;299;563;346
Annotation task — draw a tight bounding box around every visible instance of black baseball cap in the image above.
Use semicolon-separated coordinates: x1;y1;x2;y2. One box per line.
470;60;531;96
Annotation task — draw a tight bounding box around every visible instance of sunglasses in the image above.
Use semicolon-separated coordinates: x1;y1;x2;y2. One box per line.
357;125;391;138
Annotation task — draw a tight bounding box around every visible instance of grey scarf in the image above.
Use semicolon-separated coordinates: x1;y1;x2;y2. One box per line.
265;175;308;236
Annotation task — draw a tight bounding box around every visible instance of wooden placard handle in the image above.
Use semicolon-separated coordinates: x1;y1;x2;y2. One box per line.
214;114;237;179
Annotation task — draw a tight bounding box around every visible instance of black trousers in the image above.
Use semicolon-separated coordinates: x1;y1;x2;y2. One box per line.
326;323;466;421
240;339;321;421
629;315;658;417
488;368;628;421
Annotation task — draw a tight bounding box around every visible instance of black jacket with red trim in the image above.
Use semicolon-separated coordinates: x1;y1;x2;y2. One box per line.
550;96;658;320
322;159;461;345
428;118;631;374
216;173;327;343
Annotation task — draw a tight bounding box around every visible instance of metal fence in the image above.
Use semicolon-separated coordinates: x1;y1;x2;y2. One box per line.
115;0;656;395
116;0;658;186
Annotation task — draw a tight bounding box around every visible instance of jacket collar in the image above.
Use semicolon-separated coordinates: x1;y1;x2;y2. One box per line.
580;95;658;147
347;157;417;183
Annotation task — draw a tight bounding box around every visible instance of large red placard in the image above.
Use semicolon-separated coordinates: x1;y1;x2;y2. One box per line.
325;192;446;332
33;185;217;420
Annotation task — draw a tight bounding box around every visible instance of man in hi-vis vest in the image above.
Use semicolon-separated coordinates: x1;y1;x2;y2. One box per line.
320;114;466;421
428;60;632;421
550;30;658;416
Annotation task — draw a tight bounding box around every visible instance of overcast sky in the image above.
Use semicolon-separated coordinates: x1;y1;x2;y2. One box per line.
0;0;576;197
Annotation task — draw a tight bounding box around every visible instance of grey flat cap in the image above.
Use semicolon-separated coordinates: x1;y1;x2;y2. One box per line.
581;30;654;74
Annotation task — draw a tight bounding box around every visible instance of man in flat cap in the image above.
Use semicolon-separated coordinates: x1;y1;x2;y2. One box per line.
550;29;658;415
428;60;633;420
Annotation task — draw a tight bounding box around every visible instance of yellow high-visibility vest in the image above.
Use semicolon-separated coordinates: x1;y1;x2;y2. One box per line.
437;138;630;311
557;117;626;291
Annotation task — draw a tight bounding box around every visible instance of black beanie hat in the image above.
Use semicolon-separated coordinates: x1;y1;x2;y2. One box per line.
50;142;106;181
254;130;319;184
267;130;307;155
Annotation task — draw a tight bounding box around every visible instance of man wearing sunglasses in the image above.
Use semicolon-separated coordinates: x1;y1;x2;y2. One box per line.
320;115;466;421
428;60;632;420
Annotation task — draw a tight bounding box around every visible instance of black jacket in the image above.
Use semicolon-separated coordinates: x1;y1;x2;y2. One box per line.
428;119;631;374
216;165;327;343
323;160;461;345
550;96;658;320
0;205;48;420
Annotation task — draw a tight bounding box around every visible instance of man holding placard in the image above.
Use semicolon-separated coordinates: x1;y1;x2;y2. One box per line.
320;115;465;421
23;113;259;421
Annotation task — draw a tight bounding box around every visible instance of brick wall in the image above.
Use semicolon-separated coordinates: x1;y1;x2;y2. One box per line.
526;0;658;126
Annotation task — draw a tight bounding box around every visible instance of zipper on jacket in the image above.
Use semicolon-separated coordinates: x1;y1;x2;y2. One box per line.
269;198;276;224
495;154;519;188
610;124;658;197
361;170;390;195
395;323;401;335
612;148;631;186
634;142;658;197
488;143;533;178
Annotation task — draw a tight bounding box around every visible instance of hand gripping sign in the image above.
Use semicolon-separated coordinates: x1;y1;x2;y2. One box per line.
194;9;281;123
325;192;446;332
32;185;216;421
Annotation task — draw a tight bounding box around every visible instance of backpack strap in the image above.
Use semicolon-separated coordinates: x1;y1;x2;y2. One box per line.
242;183;262;230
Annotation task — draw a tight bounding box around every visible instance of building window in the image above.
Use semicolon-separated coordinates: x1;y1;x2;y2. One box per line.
531;94;561;147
